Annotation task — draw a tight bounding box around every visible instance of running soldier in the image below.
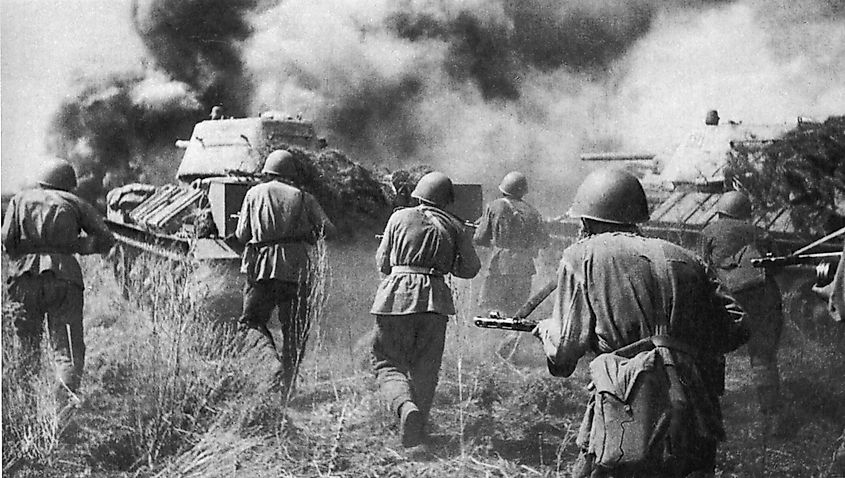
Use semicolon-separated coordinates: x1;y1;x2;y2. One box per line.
371;171;481;448
699;191;785;430
533;169;748;477
236;149;336;395
2;158;115;406
474;171;549;316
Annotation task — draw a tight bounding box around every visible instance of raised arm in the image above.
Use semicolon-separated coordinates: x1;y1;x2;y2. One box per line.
452;225;481;279
76;198;115;254
534;254;594;377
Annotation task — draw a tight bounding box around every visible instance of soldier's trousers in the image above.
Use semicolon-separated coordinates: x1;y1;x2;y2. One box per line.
7;272;85;399
371;313;448;422
479;273;532;316
734;282;784;414
240;278;310;388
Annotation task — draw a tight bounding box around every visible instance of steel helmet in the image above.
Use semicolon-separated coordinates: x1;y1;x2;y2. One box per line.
411;171;454;207
262;149;297;178
567;169;649;224
36;158;78;191
499;171;528;198
715;190;752;220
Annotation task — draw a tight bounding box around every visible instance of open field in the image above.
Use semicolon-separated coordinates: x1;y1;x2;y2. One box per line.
2;240;844;477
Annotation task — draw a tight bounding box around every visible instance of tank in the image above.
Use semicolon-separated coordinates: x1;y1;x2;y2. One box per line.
547;110;839;330
104;109;484;320
104;110;324;317
551;110;809;250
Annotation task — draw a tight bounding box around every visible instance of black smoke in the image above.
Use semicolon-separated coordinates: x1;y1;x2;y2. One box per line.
384;1;706;100
132;0;258;115
48;71;203;207
48;0;258;206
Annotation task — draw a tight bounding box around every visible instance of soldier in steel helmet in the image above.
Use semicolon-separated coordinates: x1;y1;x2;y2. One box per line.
532;169;748;477
698;191;786;432
235;149;336;395
370;171;481;448
474;171;549;317
2;158;115;407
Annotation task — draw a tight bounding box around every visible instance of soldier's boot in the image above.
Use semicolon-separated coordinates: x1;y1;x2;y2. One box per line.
399;401;424;448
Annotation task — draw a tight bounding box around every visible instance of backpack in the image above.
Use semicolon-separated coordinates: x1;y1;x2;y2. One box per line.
582;344;699;473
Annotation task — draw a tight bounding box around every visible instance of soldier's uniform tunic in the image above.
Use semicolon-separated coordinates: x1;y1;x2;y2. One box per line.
371;204;480;420
2;187;114;397
236;179;336;386
699;216;784;415
474;196;548;315
536;232;748;477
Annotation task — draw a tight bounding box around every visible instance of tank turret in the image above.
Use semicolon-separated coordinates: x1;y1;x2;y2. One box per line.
571;110;798;248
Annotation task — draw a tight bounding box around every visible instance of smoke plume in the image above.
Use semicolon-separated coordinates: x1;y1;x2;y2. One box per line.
246;0;786;210
48;0;844;216
131;0;257;115
48;70;202;206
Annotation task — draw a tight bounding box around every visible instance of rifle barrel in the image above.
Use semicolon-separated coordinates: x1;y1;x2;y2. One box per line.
751;251;841;268
473;316;537;332
792;227;845;255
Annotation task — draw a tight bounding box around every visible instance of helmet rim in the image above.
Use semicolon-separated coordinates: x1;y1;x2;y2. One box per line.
567;169;649;224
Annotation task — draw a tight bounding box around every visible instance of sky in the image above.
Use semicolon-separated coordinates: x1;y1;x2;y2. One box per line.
0;0;143;191
0;0;843;208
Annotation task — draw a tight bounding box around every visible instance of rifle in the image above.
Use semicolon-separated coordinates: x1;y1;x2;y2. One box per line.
473;278;558;332
752;252;841;288
750;226;844;287
750;251;841;268
473;310;538;332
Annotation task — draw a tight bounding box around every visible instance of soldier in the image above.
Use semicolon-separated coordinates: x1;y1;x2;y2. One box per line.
698;191;785;429
2;158;115;405
474;171;549;316
533;169;748;477
235;149;336;394
371;171;481;448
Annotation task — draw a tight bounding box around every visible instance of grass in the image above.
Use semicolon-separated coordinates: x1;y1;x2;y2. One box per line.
1;302;67;476
2;240;844;477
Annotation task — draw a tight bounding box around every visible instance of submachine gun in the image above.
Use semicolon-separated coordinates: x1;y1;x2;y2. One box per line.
751;226;844;288
473;279;557;332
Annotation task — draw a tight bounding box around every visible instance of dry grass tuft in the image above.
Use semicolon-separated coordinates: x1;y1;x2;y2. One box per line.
1;301;67;475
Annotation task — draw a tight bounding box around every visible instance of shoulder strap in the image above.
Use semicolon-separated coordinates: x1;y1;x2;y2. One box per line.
651;242;673;336
421;207;457;271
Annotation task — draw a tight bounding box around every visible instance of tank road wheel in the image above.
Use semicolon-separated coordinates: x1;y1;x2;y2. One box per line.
110;243;137;300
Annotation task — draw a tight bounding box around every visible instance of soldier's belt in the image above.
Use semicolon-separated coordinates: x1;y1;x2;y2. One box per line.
613;334;700;360
391;265;445;276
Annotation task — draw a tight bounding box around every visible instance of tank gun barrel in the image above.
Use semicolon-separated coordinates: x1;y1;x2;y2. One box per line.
580;152;656;162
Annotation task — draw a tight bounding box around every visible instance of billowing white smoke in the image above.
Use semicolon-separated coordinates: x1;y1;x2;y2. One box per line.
246;0;607;212
611;1;845;154
243;0;844;214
